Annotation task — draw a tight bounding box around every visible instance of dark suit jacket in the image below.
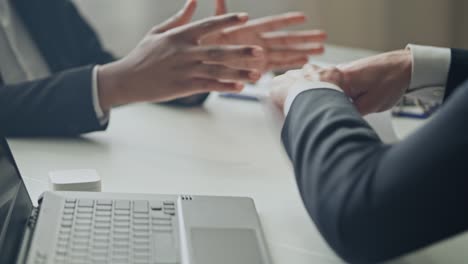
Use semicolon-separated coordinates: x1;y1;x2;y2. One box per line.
2;0;208;137
281;49;468;264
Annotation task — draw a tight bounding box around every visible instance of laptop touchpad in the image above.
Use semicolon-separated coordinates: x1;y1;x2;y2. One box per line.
178;196;270;263
191;228;262;264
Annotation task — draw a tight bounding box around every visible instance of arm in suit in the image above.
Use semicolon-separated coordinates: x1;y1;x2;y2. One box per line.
2;0;222;138
446;48;468;99
0;66;106;137
14;0;209;110
50;0;214;107
281;83;468;263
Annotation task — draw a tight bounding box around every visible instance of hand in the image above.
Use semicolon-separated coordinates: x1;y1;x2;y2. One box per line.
270;65;344;110
272;50;413;115
97;0;264;111
337;49;412;115
270;69;302;111
202;0;327;72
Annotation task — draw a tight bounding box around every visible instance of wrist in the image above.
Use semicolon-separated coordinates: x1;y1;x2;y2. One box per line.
318;67;346;89
339;62;360;95
401;49;413;89
97;62;127;111
389;49;413;92
339;49;412;94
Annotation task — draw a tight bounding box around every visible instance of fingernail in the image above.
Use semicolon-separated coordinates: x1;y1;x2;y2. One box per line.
235;82;244;90
251;47;263;57
249;71;261;80
316;45;325;52
237;13;248;21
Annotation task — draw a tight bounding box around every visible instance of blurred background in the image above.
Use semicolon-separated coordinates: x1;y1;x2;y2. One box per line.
73;0;463;57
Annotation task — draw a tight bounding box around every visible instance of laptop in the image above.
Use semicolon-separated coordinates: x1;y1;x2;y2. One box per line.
0;138;272;264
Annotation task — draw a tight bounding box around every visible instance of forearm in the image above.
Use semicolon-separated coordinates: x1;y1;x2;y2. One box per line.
282;88;468;263
98;62;210;110
0;66;107;137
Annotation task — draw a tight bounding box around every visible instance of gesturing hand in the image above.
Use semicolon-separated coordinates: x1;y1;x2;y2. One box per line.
202;0;327;72
97;0;265;111
336;49;412;115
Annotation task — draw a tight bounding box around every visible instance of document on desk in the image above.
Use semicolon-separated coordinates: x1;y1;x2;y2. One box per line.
363;111;399;143
220;72;273;100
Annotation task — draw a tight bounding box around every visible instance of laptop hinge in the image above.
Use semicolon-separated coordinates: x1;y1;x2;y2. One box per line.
16;206;40;264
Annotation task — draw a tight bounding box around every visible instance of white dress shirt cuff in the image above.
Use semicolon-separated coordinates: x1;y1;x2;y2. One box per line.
92;66;110;125
284;80;343;116
406;44;450;101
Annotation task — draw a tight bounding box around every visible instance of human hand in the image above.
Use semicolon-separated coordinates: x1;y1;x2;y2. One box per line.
336;49;412;115
201;0;327;72
97;0;265;111
270;65;344;110
271;50;413;115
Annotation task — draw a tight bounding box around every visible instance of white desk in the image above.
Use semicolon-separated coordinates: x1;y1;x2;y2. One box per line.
9;99;342;264
7;45;466;264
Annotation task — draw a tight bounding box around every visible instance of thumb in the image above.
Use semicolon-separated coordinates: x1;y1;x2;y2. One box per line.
215;0;227;15
152;0;197;34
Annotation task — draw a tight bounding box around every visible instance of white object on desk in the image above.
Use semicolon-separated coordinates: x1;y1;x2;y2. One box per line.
364;111;399;143
49;169;102;192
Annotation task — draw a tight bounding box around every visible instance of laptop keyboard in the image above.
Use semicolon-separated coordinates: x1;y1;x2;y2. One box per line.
52;198;178;264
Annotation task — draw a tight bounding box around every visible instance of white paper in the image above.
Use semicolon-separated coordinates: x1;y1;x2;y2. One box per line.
364;111;399;143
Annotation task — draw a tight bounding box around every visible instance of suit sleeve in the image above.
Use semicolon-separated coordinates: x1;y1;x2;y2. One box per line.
281;85;468;263
0;66;107;137
445;48;468;99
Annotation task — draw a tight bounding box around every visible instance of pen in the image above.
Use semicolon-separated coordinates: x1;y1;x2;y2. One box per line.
392;111;431;119
219;93;261;101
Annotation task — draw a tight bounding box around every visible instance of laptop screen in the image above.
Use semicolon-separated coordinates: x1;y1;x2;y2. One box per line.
0;138;33;263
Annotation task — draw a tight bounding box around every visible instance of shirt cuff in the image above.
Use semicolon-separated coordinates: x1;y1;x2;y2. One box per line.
284;80;343;116
406;44;450;100
92;66;110;126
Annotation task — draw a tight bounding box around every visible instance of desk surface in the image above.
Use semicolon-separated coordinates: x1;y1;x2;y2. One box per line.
9;99;342;264
8;45;466;264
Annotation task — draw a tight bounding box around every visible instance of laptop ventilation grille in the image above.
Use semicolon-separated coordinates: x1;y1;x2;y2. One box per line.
181;195;193;201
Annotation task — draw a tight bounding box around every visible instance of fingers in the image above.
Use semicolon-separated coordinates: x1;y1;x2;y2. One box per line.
302;64;322;80
268;45;325;61
187;45;264;62
262;30;327;47
215;0;227;15
188;78;244;93
224;58;266;71
267;57;309;71
178;13;249;43
189;63;261;82
152;0;197;33
236;12;306;33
